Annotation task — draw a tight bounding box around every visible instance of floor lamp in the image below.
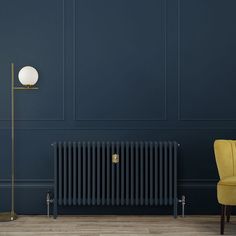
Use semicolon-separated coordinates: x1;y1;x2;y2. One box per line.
0;63;39;221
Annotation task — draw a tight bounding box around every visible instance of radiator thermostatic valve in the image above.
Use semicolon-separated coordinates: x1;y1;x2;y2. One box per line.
46;191;54;218
178;195;186;217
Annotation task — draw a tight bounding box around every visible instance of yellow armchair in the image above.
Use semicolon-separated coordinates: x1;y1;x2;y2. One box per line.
214;140;236;234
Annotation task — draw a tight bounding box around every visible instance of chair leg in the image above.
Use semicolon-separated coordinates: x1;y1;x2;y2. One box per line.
226;206;231;223
221;204;226;235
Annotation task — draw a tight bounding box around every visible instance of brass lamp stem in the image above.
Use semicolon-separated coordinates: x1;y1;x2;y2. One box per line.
11;63;15;220
0;64;17;221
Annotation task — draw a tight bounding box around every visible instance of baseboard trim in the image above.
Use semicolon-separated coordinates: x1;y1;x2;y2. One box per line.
0;178;217;188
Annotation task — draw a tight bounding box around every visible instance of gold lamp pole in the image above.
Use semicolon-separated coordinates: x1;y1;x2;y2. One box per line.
0;63;39;221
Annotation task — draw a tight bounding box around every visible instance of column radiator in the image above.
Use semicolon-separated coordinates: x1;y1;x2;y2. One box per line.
52;141;178;218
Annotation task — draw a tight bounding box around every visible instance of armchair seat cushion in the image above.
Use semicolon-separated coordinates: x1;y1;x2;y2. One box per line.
217;176;236;205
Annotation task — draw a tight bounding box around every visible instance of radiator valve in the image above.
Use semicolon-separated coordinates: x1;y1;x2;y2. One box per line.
46;191;54;218
178;195;186;217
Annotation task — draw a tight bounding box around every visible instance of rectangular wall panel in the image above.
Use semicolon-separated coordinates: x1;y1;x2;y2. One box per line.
0;0;64;121
74;0;166;121
178;0;236;120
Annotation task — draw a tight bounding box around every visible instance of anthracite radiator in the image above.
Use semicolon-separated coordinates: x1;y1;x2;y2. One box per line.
52;141;178;218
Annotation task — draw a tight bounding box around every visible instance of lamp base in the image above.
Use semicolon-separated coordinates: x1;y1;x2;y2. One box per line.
0;212;17;222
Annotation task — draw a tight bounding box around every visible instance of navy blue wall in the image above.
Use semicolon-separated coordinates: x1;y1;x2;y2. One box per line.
1;0;236;215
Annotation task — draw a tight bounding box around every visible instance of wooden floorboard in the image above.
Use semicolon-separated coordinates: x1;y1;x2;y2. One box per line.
0;215;235;236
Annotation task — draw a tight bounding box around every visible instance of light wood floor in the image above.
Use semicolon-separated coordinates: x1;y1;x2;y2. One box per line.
0;215;235;236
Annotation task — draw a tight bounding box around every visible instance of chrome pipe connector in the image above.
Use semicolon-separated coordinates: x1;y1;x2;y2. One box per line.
46;192;54;218
178;195;186;217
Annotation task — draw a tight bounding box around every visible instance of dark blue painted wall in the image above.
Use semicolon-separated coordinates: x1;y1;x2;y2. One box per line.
1;0;236;215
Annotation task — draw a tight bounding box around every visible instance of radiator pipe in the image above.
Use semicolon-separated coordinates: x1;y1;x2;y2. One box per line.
46;191;54;218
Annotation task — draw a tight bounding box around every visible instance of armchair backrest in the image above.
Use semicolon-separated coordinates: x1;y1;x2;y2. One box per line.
214;140;236;179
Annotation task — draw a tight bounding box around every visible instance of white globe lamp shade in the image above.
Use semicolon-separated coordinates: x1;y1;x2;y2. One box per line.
18;66;39;86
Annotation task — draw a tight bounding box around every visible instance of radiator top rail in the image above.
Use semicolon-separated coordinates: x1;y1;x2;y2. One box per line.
51;141;180;147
